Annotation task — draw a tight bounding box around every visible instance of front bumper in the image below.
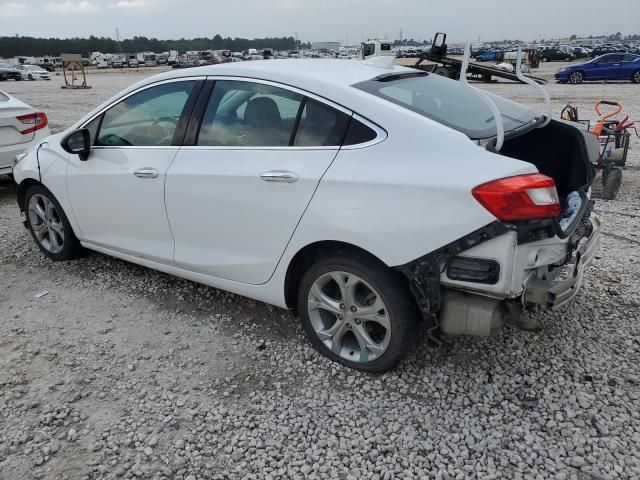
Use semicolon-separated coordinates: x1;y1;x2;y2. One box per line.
523;215;600;310
554;72;570;81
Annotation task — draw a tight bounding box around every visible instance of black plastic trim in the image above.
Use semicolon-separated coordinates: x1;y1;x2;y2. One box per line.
172;79;205;146
183;79;215;146
446;256;500;285
396;221;509;316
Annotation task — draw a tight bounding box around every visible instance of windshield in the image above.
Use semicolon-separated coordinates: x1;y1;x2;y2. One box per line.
354;73;537;139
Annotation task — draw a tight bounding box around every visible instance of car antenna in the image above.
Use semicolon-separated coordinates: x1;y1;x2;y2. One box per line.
459;41;504;151
515;47;552;128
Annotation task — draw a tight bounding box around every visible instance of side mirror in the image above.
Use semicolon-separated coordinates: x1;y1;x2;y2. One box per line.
61;128;91;161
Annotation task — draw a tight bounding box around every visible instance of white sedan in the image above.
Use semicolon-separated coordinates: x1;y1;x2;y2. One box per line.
0;90;50;176
12;60;600;371
17;64;52;81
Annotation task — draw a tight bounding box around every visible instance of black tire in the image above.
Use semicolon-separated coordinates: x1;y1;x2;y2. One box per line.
28;74;34;81
602;167;622;200
24;184;83;261
633;70;640;84
297;251;418;372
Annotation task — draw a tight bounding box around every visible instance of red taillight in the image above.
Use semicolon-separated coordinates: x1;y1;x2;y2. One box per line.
16;112;48;135
472;173;561;221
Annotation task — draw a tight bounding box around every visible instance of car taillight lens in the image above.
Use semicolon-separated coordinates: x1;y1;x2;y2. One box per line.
16;112;48;135
472;173;561;221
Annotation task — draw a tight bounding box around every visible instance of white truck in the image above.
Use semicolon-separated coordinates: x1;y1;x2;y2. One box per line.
361;40;394;60
167;50;179;65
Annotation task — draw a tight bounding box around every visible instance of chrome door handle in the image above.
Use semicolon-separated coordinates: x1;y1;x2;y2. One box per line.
260;171;299;183
134;168;159;179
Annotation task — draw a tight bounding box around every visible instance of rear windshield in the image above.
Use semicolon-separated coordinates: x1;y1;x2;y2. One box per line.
354;73;537;139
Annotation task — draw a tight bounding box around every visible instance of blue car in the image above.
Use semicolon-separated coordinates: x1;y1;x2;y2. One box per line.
555;53;640;84
475;50;502;62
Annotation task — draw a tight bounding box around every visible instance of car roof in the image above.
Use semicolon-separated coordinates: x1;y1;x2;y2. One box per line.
73;59;417;129
136;59;414;94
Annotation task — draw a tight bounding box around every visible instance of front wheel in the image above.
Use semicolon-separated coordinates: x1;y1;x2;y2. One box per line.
633;70;640;83
542;57;549;62
25;185;83;260
297;252;418;372
569;71;584;84
28;74;34;81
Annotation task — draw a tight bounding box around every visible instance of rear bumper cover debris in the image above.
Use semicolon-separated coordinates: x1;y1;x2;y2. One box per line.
523;215;601;310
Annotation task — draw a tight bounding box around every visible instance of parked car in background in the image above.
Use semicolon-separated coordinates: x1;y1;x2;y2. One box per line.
540;48;575;62
12;60;600;371
475;49;503;62
17;65;51;81
0;90;50;176
128;58;139;68
555;53;640;84
590;46;622;58
0;64;23;81
172;60;198;69
572;47;590;59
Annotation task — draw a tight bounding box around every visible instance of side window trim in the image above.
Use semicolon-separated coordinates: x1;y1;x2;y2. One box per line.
180;75;386;150
183;79;216;146
171;80;206;146
288;97;307;146
81;76;207;149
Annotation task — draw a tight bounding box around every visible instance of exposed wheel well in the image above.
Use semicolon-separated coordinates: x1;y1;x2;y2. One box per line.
284;240;408;310
17;178;41;212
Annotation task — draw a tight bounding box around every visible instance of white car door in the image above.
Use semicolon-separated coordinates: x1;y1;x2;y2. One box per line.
165;79;351;284
66;78;201;263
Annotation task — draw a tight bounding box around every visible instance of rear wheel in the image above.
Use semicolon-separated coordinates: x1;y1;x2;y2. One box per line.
569;71;584;84
602;167;622;200
297;252;418;372
24;185;83;261
565;57;571;61
633;70;640;83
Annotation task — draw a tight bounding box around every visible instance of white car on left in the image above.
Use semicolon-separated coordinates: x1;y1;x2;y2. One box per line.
17;65;52;81
0;90;50;176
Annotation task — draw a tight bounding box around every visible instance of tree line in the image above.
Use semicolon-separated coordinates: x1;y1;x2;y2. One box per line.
0;35;309;58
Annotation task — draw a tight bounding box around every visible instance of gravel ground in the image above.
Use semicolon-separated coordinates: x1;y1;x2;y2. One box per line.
1;64;640;480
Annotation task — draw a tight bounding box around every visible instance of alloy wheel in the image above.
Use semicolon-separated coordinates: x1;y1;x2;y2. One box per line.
569;72;584;84
307;271;391;363
634;71;640;83
28;194;65;254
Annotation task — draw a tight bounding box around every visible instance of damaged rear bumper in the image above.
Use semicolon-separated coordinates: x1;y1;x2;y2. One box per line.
397;211;601;336
523;215;600;310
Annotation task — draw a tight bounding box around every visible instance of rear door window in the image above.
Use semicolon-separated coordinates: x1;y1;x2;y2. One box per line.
197;80;303;147
293;99;350;147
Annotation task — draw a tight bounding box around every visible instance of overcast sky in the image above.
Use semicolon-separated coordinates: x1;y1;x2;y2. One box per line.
1;0;639;44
